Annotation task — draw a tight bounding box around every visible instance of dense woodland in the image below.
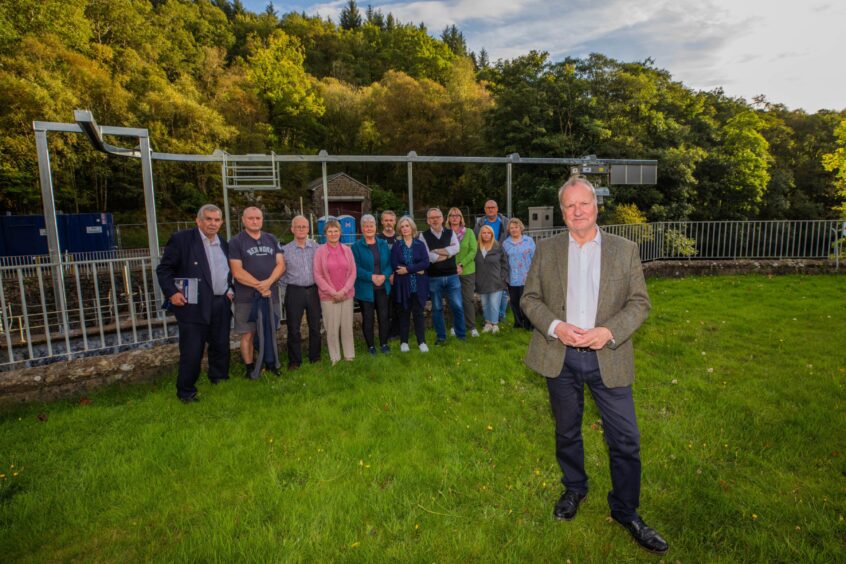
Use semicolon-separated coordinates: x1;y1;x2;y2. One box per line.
1;0;844;225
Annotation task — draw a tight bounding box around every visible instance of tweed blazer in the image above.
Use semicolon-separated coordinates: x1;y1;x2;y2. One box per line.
520;230;650;388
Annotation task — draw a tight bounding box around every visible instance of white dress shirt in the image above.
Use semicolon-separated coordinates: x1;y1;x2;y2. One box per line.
548;229;602;335
201;233;230;296
419;228;460;263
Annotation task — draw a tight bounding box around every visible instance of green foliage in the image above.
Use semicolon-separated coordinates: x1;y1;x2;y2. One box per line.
605;202;647;225
0;0;841;225
662;228;698;258
0;275;844;561
821;117;846;215
339;0;362;30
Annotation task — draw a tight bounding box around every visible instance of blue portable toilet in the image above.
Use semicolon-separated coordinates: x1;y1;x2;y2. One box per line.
338;215;356;244
316;215;335;244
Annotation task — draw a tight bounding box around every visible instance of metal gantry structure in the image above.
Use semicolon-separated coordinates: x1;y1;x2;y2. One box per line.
31;109;657;330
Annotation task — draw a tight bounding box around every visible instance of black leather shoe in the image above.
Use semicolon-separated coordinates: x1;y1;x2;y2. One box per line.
612;515;669;555
179;394;199;404
553;490;587;521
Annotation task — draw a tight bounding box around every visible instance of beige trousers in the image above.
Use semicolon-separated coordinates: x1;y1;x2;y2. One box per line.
321;299;355;364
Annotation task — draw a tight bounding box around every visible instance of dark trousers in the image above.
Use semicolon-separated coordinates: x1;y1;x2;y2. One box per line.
399;295;426;345
546;349;642;521
284;284;322;366
176;295;231;399
460;273;477;331
359;287;390;348
387;292;401;339
508;285;532;330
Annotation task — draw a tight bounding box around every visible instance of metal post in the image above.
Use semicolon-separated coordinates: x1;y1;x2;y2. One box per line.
507;153;519;220
138;135;162;307
407;151;416;219
319;150;329;218
34;128;69;339
221;159;231;240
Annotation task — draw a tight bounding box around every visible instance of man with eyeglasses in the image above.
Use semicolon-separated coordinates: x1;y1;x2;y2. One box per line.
420;207;466;345
279;215;322;369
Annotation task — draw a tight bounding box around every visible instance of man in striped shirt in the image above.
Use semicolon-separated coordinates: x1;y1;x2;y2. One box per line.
279;215;322;369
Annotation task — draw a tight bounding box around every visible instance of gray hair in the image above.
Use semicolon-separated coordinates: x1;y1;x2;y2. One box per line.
197;204;222;219
360;214;376;227
557;176;597;204
397;215;419;238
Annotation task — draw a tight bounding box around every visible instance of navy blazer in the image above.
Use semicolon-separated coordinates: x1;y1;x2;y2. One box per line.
156;228;230;325
390;238;430;309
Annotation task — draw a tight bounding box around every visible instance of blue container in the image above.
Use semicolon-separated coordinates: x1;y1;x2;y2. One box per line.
73;213;116;253
338;215;356;244
1;215;49;256
0;213;117;257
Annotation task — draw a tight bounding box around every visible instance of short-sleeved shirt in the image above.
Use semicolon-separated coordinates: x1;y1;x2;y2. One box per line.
378;232;397;246
483;218;503;240
228;231;283;303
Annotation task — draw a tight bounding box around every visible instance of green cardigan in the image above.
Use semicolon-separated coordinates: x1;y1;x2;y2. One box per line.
454;227;478;276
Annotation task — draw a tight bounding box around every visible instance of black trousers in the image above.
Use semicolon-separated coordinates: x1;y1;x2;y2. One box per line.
284;284;322;366
398;295;426;345
508;285;532;330
176;295;231;399
546;349;642;521
359;287;390;348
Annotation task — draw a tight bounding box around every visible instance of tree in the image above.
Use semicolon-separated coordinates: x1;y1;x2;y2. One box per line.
822;117;846;215
441;24;467;57
339;0;362;30
246;30;325;149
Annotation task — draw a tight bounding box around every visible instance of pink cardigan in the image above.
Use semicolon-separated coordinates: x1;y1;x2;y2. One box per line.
313;243;356;301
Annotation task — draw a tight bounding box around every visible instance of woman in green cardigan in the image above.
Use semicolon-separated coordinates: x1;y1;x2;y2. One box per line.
447;207;479;337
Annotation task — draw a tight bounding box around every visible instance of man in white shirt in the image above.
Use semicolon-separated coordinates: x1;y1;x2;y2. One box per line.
521;177;668;555
419;207;466;344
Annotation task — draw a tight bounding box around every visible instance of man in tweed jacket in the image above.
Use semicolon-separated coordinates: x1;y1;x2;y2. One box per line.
520;176;668;555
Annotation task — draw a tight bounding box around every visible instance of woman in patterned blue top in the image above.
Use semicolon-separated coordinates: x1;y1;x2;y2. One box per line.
501;217;536;330
390;216;430;352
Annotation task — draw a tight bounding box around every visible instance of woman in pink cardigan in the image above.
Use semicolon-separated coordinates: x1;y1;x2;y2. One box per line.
313;218;357;364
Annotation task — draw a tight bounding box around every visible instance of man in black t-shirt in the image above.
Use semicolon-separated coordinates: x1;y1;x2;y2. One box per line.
228;207;285;375
377;210;399;338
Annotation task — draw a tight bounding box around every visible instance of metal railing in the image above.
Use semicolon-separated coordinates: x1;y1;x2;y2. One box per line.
1;219;843;370
527;219;845;263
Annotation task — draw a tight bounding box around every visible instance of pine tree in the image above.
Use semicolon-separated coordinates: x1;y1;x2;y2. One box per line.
339;0;362;30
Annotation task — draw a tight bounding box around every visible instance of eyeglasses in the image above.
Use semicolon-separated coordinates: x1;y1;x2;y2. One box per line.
448;214;461;218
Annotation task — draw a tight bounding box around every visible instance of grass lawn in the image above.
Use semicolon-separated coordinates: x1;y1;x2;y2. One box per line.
1;274;844;561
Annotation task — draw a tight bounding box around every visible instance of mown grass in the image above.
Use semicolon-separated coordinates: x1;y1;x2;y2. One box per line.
1;274;844;562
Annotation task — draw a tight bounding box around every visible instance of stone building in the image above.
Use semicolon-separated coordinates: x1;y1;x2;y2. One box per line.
308;173;371;220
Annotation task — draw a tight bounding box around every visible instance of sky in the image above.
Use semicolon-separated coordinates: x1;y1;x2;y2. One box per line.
244;0;846;113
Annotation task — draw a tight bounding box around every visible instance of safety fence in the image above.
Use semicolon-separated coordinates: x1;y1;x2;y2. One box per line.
1;219;843;370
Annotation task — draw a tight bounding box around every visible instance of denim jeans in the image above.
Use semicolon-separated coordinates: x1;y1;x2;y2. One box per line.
429;274;466;340
480;290;503;324
499;290;509;320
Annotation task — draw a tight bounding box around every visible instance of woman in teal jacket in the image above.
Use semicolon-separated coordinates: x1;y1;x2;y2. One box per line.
352;214;393;354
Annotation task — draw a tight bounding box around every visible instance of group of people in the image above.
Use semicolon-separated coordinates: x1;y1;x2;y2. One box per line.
155;179;668;555
155;199;536;397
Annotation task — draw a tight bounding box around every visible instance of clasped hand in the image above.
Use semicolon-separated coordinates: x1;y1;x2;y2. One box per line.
554;322;613;349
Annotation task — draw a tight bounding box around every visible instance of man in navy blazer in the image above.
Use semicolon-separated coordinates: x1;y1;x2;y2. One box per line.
157;204;233;403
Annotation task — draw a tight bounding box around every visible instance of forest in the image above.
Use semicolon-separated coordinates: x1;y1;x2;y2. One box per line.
1;0;844;225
